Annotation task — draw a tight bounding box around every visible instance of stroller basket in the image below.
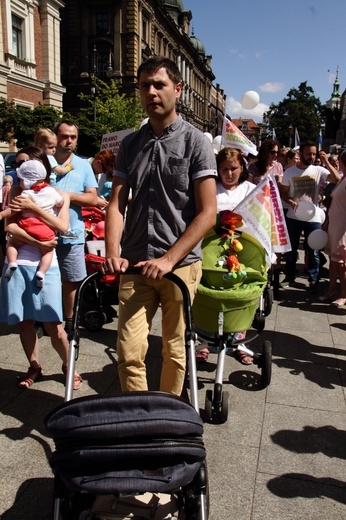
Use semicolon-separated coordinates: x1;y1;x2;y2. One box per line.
45;392;205;495
193;230;268;333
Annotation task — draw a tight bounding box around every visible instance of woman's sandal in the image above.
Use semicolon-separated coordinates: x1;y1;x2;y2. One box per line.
331;298;346;308
235;349;253;365
17;365;42;389
62;364;83;390
195;347;209;363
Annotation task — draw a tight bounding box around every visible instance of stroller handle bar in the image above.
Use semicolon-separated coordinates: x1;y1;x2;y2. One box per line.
72;268;193;333
69;267;200;412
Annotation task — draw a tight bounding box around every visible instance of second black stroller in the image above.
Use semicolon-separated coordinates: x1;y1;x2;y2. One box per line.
45;269;209;519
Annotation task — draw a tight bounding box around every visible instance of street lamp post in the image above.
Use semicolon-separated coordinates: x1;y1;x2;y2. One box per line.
90;45;98;122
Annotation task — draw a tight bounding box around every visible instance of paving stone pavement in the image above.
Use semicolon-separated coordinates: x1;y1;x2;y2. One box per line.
0;254;345;519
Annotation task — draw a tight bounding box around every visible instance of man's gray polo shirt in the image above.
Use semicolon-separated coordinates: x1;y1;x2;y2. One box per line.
114;115;217;266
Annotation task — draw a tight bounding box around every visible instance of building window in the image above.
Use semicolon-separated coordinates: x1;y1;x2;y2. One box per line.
142;17;148;42
12;14;23;59
96;13;109;35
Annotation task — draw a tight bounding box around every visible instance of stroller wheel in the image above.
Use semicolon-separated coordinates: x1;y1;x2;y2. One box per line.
264;285;273;316
204;390;213;422
259;340;272;388
83;310;107;331
219;390;229;424
183;462;209;519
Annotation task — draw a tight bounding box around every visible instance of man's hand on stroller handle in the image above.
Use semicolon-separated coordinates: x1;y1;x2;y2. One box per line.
102;255;174;279
102;256;129;274
135;257;175;279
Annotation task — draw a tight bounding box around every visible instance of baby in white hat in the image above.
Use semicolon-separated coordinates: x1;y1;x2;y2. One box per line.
4;159;65;287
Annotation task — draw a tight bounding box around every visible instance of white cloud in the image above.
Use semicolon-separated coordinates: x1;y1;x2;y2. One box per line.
259;82;285;94
226;97;269;123
229;48;247;60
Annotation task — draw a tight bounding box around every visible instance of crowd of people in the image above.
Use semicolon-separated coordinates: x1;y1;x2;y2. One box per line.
0;123;114;390
0;55;345;396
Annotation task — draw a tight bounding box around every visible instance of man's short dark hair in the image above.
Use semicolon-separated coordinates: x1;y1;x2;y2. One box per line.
137;56;182;84
299;140;317;153
53;120;79;135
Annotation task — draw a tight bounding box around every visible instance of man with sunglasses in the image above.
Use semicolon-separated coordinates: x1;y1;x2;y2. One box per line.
53;120;98;333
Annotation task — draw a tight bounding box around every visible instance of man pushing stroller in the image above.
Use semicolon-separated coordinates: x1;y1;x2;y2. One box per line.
103;56;217;395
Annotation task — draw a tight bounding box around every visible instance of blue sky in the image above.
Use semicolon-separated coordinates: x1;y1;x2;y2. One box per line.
184;0;345;122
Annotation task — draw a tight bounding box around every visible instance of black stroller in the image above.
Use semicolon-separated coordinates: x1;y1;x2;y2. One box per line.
81;246;119;331
45;269;209;519
79;205;120;332
192;229;273;424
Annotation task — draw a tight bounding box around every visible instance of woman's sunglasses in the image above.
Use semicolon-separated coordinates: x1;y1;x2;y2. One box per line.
15;159;28;168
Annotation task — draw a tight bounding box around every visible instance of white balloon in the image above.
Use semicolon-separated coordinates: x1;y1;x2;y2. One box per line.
295;200;316;221
140;117;149;128
203;132;213;143
241;91;260;110
307;229;328;250
212;135;222;152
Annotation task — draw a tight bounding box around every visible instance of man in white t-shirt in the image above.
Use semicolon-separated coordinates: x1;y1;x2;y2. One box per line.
280;141;340;291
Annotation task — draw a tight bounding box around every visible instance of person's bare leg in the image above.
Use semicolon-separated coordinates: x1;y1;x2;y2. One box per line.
320;259;338;301
331;263;346;306
18;321;42;387
44;321;82;389
62;280;78;319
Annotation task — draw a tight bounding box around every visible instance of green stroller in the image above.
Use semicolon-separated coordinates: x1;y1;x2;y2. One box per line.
193;227;273;424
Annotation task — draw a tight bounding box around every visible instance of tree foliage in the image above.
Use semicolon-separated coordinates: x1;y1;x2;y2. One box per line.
0;99;17;142
75;78;146;156
264;82;324;147
0;79;145;155
13;105;64;148
0;99;63;147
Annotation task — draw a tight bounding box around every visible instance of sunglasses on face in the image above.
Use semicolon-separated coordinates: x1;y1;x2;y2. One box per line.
15;159;28;168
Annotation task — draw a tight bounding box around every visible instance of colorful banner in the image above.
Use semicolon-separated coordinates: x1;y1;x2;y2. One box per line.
233;174;291;256
221;116;258;156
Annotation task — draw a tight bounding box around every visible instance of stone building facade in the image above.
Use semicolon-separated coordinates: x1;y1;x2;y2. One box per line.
0;0;226;152
0;0;65;151
60;0;226;134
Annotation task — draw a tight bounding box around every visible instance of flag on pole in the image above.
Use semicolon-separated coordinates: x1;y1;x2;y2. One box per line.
233;174;291;258
221;116;258;156
317;129;323;151
272;128;278;142
294;128;300;148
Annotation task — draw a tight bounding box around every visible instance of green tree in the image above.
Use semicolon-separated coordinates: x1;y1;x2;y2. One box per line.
0;79;145;154
0;99;63;147
264;82;324;147
75;78;146;156
0;98;16;142
12;104;63;147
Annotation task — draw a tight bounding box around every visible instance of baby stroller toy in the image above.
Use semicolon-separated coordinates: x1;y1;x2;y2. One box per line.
45;269;209;519
193;213;273;424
